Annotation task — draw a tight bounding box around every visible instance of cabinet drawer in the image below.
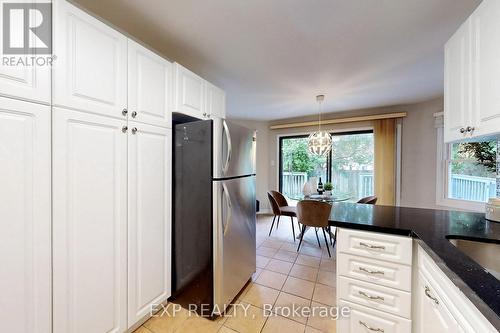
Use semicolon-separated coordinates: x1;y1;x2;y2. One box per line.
338;228;412;265
338;254;412;292
338;300;411;333
338;276;411;319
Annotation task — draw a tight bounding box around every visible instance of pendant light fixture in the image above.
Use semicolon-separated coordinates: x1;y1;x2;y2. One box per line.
308;94;332;156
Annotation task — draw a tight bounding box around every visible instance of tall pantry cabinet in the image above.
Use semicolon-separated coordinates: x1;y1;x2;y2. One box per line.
0;97;52;333
52;0;172;332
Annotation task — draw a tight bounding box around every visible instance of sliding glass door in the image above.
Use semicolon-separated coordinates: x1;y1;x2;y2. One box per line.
279;131;374;201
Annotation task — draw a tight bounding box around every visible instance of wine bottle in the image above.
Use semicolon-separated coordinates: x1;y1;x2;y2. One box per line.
317;177;324;194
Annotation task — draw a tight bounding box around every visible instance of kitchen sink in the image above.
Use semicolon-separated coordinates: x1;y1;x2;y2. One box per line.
448;238;500;280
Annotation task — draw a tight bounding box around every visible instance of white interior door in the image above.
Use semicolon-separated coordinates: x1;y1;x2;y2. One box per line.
53;0;127;119
0;1;51;104
52;107;128;333
0;97;51;333
173;63;205;119
128;39;172;128
127;121;171;326
472;0;500;136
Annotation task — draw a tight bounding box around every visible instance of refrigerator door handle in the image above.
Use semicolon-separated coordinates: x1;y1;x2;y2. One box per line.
222;182;232;236
222;120;232;175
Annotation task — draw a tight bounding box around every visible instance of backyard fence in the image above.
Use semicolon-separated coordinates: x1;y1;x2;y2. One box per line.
449;174;497;202
282;172;308;197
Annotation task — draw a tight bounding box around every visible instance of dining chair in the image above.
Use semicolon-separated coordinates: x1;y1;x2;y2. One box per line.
357;195;378;204
267;191;297;242
296;200;333;257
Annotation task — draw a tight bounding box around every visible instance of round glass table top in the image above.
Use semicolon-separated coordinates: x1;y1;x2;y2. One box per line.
288;192;352;202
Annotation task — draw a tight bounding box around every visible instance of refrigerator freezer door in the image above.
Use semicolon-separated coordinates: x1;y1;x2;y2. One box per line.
213;176;256;313
214;119;255;179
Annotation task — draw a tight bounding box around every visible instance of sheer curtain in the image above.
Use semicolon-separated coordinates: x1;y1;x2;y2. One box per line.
374;118;396;205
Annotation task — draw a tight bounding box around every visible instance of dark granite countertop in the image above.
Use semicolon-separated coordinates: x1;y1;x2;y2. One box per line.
329;202;500;329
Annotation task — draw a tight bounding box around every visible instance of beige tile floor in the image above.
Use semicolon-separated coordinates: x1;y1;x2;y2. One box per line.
137;214;338;333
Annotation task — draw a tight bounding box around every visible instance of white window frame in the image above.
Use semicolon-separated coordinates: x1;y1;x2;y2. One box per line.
435;125;487;212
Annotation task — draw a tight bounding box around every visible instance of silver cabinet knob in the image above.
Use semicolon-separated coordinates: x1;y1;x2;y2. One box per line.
122;108;128;116
122;125;128;133
466;126;475;133
131;127;137;134
459;128;466;133
131;111;137;118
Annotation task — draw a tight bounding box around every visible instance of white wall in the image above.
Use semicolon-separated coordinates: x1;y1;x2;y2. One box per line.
400;97;443;209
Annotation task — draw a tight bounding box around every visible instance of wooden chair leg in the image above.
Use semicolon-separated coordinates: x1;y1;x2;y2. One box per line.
322;228;331;257
315;228;321;248
297;225;306;252
268;215;276;236
290;216;296;242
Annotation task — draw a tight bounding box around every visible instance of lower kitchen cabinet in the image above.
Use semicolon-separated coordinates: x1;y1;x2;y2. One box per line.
127;121;172;327
414;245;496;333
0;98;51;333
338;300;412;333
52;107;128;333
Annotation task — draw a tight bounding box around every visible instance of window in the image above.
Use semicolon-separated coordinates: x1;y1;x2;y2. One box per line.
279;131;374;201
447;140;497;203
331;132;374;200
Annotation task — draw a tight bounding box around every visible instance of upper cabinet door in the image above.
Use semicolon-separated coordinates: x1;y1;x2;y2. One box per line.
472;0;500;137
127;121;171;327
53;0;127;119
206;82;226;119
0;97;51;333
173;63;205;119
0;2;51;104
52;107;128;333
444;20;472;143
128;40;172;128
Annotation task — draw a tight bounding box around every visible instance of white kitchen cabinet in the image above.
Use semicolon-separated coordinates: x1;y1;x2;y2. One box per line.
414;271;462;333
52;107;128;333
413;245;496;333
127;121;171;327
338;300;412;333
0;1;51;104
471;0;500;137
0;97;51;333
53;0;127;119
173;62;206;119
444;0;500;142
444;19;472;143
206;81;226;119
128;40;172;128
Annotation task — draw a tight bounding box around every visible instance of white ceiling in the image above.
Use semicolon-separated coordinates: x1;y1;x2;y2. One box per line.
74;0;481;120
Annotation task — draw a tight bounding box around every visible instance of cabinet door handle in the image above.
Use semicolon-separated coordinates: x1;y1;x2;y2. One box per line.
131;111;137;118
459;127;466;133
424;286;439;305
359;291;384;301
359;321;384;332
122;125;128;133
466;126;475;133
122;108;128;116
131;127;137;135
359;267;384;275
359;242;385;250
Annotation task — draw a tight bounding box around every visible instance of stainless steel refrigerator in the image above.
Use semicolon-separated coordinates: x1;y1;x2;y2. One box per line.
172;117;256;316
